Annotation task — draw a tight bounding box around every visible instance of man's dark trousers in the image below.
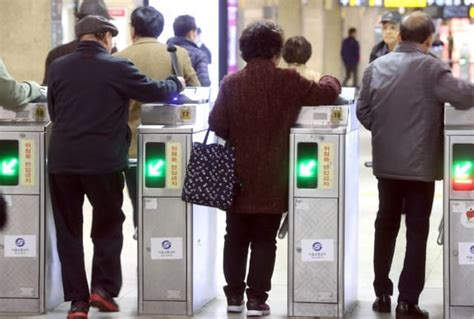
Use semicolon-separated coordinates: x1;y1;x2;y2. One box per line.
124;165;137;228
223;212;282;302
49;172;125;302
343;64;358;87
373;178;435;305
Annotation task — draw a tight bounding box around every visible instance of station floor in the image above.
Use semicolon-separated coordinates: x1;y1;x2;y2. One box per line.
1;128;447;319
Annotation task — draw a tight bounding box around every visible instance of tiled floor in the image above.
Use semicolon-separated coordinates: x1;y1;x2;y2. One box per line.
1;129;449;319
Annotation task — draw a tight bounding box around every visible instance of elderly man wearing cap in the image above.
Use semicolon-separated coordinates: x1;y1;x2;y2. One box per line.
42;0;113;84
47;15;182;319
370;11;402;63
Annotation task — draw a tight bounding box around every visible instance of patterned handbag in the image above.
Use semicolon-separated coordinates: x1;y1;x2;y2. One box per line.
182;129;237;210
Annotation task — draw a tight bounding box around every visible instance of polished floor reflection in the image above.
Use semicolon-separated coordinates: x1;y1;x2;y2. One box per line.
0;128;445;319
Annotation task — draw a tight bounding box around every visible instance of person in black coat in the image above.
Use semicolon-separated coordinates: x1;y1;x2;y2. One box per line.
47;15;182;319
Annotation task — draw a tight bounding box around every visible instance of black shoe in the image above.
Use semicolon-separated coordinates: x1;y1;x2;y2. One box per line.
67;301;89;319
246;299;270;317
396;301;429;319
90;287;119;312
372;294;391;313
227;296;244;313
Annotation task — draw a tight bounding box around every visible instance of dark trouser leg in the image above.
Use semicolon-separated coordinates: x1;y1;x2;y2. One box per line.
353;64;359;87
124;166;137;228
343;65;351;86
83;172;125;297
373;178;403;297
246;214;282;302
223;212;250;298
398;181;434;305
49;174;89;302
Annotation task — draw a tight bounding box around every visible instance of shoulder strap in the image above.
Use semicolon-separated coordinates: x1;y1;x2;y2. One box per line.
167;45;181;77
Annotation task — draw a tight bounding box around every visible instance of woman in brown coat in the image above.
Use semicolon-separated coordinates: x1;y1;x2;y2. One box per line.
208;21;341;317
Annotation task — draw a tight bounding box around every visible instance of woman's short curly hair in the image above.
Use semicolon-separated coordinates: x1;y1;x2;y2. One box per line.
239;21;284;62
282;36;312;64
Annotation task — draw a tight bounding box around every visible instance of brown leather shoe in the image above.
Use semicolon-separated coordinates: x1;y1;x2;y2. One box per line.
396;301;429;319
372;294;391;313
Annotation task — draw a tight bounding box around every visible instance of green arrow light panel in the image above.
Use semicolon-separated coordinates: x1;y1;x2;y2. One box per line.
145;142;166;188
296;142;318;189
452;144;474;191
0;140;19;186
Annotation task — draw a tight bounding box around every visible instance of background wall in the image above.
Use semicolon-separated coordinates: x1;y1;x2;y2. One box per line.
0;0;51;83
0;0;385;86
0;0;142;84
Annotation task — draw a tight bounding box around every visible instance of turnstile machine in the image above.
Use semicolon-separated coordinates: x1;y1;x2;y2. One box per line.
443;105;474;319
288;96;359;317
137;88;217;315
0;105;62;314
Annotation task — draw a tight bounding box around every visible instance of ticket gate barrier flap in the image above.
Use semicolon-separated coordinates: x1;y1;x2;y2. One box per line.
288;102;359;318
0;122;62;314
443;105;474;319
138;125;217;315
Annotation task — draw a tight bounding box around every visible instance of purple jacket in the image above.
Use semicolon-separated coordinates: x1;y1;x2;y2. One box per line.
341;36;360;66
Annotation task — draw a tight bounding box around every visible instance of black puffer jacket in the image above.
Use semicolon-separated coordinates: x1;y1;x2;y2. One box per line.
369;41;390;63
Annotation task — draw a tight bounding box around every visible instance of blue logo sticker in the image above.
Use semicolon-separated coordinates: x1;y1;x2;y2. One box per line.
15;238;25;247
312;242;322;252
162;240;172;250
470;245;474;255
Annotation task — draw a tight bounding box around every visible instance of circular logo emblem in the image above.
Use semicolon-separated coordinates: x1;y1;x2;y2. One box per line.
312;242;322;252
15;238;25;247
470;245;474;255
161;240;172;250
460;208;474;229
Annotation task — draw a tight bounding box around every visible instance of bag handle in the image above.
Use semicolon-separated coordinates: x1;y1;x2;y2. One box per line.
203;128;210;144
167;45;182;77
203;128;230;147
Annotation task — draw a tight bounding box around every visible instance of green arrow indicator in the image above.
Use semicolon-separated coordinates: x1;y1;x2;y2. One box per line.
454;162;472;179
299;160;316;177
1;159;18;176
148;160;165;176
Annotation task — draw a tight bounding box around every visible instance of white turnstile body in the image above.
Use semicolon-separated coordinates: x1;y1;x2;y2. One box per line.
443;105;474;319
0;122;62;314
137;90;216;315
288;100;359;317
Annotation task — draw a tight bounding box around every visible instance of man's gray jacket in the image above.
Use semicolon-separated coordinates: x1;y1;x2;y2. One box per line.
357;41;474;181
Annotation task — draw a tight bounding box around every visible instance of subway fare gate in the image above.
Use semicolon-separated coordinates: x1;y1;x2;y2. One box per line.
137;88;216;315
288;90;359;317
0;103;62;314
443;105;474;319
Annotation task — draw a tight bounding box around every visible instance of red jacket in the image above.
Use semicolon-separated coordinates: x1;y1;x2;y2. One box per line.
209;58;341;214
